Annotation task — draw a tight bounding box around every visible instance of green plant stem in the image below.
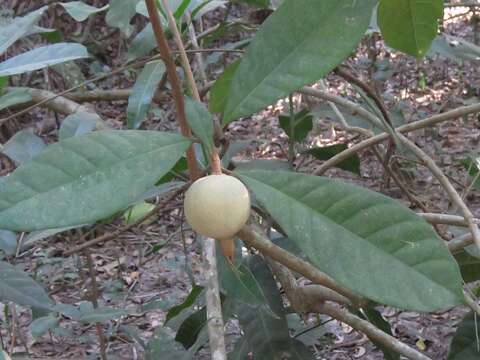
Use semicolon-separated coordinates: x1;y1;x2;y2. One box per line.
288;94;295;167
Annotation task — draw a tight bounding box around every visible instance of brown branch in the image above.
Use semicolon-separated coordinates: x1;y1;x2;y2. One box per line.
298;87;480;175
267;258;431;360
334;66;392;126
5;87;94;116
237;225;364;306
317;303;432;360
145;0;200;181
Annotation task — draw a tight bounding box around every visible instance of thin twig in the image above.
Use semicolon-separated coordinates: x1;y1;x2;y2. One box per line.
298;87;480;175
63;186;187;256
318;303;432;360
84;249;108;360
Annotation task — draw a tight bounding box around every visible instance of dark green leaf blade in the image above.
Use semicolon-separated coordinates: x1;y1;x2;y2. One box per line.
127;60;165;129
209;59;240;114
233;255;315;359
448;311;480;359
165;284;204;324
303;144;361;175
378;0;443;58
236;170;464;311
184;97;215;154
279;109;313;142
223;0;377;123
0;261;54;310
0;130;190;231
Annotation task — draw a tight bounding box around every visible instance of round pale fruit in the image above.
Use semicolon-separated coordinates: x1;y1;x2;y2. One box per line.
184;174;250;240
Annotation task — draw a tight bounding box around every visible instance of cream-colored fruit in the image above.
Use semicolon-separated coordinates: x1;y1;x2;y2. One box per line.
184;174;250;240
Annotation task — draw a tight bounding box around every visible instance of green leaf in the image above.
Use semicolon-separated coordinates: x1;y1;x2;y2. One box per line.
128;24;155;61
303;144;361;175
448;312;480;359
236;170;464;311
123;201;155;225
235;159;291;171
184;97;215;154
30;315;59;338
223;0;376;123
221;139;253;168
146;327;188;360
59;112;99;140
0;88;32;111
209;59;240;114
455;250;480;283
236;0;270;8
175;306;207;349
217;249;270;307
278;109;313;142
428;34;480;61
233;255;315;359
0;6;48;55
0;43;89;77
378;0;443;58
59;2;109;22
165;284;203;324
0;261;54;310
0;230;17;255
78;307;129;323
106;0;140;37
1;128;46;164
0;130;190;232
23;226;83;249
359;307;399;360
127;60;165;129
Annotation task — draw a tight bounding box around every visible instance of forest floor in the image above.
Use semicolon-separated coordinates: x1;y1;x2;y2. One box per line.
0;1;479;359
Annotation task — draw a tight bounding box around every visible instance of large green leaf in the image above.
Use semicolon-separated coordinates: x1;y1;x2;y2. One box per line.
0;131;190;232
448;312;480;359
378;0;443;58
127;60;165;129
0;43;89;77
59;1;109;22
0;261;54;310
0;6;48;55
223;0;376;123
236;170;464;311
